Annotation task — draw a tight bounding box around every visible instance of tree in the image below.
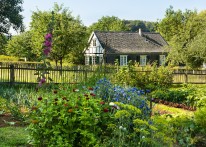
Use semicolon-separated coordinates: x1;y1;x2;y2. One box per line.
186;30;206;68
0;34;8;54
123;20;157;32
30;3;87;66
157;6;198;66
0;0;24;34
87;16;128;33
6;31;35;60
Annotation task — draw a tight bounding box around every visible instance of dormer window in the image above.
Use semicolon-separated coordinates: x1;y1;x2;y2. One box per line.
92;39;96;46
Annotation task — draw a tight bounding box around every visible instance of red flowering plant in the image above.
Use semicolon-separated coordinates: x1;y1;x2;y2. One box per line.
28;84;118;146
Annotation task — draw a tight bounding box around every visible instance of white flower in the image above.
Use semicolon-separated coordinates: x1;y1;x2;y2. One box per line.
119;126;127;131
109;102;115;106
109;102;120;109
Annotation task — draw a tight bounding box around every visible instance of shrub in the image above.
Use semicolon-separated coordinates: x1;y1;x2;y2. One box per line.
168;115;198;146
0;55;18;61
195;107;206;132
27;86;116;146
112;62;173;90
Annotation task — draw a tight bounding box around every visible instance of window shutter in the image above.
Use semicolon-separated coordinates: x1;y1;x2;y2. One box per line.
89;56;92;65
96;56;99;64
136;55;140;64
128;55;131;62
147;55;151;64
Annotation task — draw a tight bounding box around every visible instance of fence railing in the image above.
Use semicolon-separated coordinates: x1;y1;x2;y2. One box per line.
0;63;206;85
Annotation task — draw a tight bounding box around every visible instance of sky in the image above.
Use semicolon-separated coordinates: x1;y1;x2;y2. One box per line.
13;0;206;34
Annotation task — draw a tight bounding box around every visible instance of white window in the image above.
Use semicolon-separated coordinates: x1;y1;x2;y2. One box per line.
92;56;96;65
85;56;90;65
140;55;147;66
120;55;128;66
159;55;166;66
92;39;96;46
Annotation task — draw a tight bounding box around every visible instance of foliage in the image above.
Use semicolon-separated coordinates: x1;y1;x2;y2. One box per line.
195;107;206;134
87;16;157;34
6;31;36;60
151;84;199;108
94;78;151;119
186;30;206;68
0;96;7;113
103;102;172;147
30;3;87;65
123;20;157;32
87;16;128;33
27;86;116;146
0;127;29;146
148;63;173;89
163;115;196;146
0;55;18;61
0;85;38;121
112;61;173;90
0;0;24;34
0;34;8;54
157;6;206;67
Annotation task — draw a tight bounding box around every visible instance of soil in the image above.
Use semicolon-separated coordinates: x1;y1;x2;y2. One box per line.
0;113;26;128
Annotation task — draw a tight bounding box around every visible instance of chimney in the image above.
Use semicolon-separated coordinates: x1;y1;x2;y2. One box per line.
139;28;142;36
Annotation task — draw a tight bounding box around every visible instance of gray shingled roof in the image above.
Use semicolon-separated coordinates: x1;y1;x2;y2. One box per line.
94;31;168;54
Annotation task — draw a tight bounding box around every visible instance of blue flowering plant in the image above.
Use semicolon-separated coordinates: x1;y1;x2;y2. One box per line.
94;78;151;119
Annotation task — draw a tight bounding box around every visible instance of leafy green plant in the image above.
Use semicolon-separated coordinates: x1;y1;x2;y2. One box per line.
168;115;197;146
112;62;173;90
195;107;206;132
27;87;116;146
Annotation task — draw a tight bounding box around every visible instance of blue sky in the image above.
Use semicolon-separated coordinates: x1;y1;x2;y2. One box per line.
20;0;206;30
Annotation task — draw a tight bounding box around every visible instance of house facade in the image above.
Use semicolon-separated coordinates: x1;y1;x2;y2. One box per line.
84;29;168;66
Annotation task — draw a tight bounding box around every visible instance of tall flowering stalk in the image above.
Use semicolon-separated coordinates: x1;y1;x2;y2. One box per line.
37;12;54;87
43;33;52;56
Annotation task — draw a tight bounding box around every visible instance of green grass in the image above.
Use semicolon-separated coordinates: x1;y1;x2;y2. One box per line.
0;127;29;146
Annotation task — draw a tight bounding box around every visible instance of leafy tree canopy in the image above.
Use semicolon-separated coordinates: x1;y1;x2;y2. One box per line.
6;31;35;60
157;6;200;66
123;20;157;32
0;0;24;34
87;16;128;33
186;30;206;68
88;16;157;35
30;3;87;65
0;34;8;54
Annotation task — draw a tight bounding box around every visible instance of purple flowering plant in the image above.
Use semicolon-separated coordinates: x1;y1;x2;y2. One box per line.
35;17;54;87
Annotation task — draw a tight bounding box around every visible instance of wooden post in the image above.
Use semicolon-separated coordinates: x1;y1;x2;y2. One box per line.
84;67;87;84
10;64;15;85
185;70;188;84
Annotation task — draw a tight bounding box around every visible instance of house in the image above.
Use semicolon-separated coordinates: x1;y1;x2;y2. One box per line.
84;29;168;66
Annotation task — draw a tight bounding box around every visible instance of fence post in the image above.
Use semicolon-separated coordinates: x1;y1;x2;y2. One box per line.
10;64;15;85
185;70;188;84
84;67;87;84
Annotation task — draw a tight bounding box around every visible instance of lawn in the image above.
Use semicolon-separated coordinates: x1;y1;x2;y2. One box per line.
0;127;29;146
